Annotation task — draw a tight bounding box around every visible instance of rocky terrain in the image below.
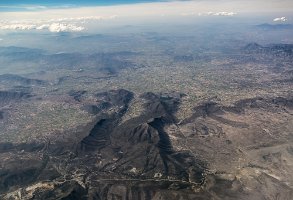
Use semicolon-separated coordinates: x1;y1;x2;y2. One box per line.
0;86;292;199
0;27;292;200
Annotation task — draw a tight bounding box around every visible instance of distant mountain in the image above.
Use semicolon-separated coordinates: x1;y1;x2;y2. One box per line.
243;43;293;56
256;23;293;30
243;42;264;51
267;43;293;52
0;46;137;75
0;74;47;86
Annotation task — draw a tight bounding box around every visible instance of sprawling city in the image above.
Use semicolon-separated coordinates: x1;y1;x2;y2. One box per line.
0;0;292;199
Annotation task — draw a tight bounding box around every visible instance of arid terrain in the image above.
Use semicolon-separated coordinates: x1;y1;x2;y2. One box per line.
0;24;293;199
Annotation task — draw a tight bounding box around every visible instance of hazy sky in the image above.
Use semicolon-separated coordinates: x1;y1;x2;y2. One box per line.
0;0;292;13
0;0;292;33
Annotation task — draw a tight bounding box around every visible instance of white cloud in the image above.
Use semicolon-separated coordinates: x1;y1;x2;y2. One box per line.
0;15;117;32
44;23;85;32
47;15;118;22
0;23;85;32
273;17;287;22
181;11;237;17
35;24;50;30
198;11;237;16
0;24;37;30
0;22;85;32
213;12;237;16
